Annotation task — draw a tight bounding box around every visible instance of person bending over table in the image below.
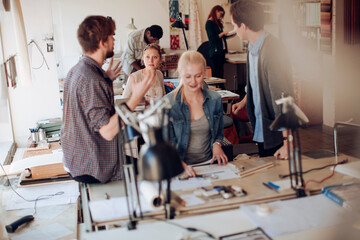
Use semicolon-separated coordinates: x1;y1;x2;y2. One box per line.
61;16;155;184
166;51;228;177
123;43;165;103
121;25;163;78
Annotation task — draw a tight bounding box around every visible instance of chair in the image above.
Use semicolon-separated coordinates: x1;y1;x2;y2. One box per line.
197;41;211;67
233;107;253;143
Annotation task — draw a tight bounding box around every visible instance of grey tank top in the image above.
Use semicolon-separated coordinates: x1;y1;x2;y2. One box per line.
184;115;212;164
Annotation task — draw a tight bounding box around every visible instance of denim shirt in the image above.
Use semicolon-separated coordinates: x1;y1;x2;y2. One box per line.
165;88;224;160
248;31;268;143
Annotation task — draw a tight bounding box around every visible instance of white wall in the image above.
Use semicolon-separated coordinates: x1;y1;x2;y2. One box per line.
333;0;360;125
52;0;171;78
1;0;61;147
51;0;248;78
0;24;14;142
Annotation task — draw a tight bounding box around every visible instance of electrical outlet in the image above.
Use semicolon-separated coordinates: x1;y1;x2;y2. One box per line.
47;43;54;52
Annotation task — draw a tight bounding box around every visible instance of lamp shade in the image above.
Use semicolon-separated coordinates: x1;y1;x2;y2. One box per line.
170;12;189;50
171;19;186;29
138;128;183;181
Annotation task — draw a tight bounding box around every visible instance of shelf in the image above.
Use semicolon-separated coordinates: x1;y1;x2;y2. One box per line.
298;25;321;28
294;0;320;3
293;0;332;54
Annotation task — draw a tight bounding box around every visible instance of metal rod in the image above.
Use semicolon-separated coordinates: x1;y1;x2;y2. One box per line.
287;129;294;189
80;183;93;232
182;28;189;50
165;179;172;219
334;121;360;156
295;130;305;187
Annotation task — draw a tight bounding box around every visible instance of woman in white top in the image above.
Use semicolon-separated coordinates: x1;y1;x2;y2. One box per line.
123;43;165;102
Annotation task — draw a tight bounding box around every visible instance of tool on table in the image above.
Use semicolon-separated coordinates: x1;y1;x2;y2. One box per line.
267;181;280;191
262;182;279;193
5;215;34;233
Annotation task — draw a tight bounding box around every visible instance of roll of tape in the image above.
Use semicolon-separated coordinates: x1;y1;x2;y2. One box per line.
257;203;272;216
139;181;164;208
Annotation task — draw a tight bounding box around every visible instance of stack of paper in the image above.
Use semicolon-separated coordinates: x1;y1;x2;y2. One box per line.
333;161;360;179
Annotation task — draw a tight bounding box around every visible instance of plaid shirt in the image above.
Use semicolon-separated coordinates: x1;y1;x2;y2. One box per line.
61;56;122;183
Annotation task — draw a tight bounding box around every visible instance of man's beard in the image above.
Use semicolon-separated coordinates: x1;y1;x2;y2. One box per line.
106;50;114;59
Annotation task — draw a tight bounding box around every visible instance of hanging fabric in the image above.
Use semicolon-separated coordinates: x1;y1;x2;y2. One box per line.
6;55;17;88
189;0;202;50
0;63;9;101
178;0;189;50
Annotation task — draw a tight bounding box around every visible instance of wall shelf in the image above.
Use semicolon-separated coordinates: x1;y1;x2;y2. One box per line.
293;0;332;53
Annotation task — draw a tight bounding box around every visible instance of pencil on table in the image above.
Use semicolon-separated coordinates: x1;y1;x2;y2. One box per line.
172;192;186;206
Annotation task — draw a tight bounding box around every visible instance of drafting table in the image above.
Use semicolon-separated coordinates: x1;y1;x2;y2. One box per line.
79;153;360;239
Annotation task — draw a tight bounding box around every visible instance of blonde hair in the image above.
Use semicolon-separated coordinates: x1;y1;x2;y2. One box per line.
173;51;207;100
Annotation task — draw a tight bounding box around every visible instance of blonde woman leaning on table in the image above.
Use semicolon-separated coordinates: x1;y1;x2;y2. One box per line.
123;43;165;103
166;51;228;177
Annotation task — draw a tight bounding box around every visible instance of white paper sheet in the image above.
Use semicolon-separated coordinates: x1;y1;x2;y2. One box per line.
193;163;240;181
226;53;247;62
240;194;351;237
89;195;160;222
180;193;205;207
171;177;212;191
11;223;73;240
216;90;240;98
15;205;70;220
333;161;360;179
89;197;129;222
2;181;79;211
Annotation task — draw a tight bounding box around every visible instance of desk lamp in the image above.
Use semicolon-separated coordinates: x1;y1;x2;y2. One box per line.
116;98;183;229
171;13;189;50
269;96;309;197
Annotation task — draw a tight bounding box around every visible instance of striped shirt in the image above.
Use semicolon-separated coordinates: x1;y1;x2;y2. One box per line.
61;56;122;183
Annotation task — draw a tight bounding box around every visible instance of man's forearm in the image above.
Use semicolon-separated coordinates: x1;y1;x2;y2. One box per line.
99;114;119;141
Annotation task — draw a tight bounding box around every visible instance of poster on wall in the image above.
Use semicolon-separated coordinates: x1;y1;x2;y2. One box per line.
169;0;180;49
169;0;190;50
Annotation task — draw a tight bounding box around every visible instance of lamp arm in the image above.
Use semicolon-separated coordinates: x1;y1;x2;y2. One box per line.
138;98;171;121
115;104;142;133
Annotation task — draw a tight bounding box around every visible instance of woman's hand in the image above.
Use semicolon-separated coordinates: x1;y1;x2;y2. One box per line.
219;31;229;38
105;57;122;81
126;72;156;110
211;143;228;165
181;161;197;177
144;68;156;81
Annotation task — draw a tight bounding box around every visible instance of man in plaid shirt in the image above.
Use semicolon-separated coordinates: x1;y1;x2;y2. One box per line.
61;16;155;183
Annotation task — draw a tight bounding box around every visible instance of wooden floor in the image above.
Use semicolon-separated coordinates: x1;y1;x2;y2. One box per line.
233;125;360;158
299;125;360;158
